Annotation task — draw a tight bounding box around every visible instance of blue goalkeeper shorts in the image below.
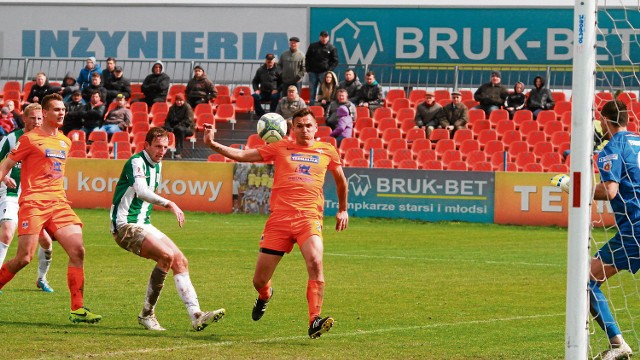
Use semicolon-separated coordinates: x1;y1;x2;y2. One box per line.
596;232;640;274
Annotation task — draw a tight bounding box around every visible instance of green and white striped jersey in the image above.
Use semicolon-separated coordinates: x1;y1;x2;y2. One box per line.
110;151;162;233
0;129;25;198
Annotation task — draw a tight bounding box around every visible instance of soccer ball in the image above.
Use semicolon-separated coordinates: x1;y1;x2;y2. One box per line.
257;113;287;143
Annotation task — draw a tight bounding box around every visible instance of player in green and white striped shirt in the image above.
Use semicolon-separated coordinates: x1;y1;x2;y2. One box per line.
0;103;54;293
110;127;225;332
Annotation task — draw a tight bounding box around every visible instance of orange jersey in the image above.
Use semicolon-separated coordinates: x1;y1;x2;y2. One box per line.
258;139;341;213
8;128;70;203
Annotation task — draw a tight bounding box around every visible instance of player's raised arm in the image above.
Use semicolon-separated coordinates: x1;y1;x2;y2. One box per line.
330;166;349;231
202;123;264;163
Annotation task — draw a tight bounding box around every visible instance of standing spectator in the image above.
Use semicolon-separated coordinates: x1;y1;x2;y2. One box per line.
100;94;131;136
251;53;281;118
358;71;383;116
473;70;509;117
316;71;338;111
436;91;468;138
27;72;59;105
185;65;216;109
278;37;305;97
275;85;306;121
105;66;131;104
59;72;79;102
101;57;117;88
326;88;357;130
505;81;526;119
140;60;171;108
526;76;555;119
329;105;353;147
415;92;443;137
305;30;339;106
164;94;194;159
4;101;23;130
81;72;108;104
82;91;106;136
338;69;362;104
77;56;101;90
63;90;86;134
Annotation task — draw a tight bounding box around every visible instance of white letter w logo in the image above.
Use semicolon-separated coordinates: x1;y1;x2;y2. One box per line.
348;174;372;196
331;19;383;64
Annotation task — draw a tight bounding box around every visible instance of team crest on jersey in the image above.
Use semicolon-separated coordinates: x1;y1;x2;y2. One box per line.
21;220;28;229
599;154;618;162
45;149;66;159
296;164;311;175
603;161;612;172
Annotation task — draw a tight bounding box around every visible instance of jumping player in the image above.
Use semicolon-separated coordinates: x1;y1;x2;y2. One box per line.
0;93;101;323
203;108;349;338
111;127;225;331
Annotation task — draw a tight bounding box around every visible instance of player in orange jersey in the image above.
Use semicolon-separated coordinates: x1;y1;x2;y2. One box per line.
0;93;101;323
204;108;348;338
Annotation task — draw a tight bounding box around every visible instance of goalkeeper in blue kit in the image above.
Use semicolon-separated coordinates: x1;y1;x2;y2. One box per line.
552;100;636;360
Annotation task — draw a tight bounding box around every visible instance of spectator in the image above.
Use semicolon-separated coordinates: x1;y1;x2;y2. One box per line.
0;107;15;136
338;69;362;104
77;56;101;90
81;72;108;104
358;71;383;116
316;71;338;111
100;94;131;136
329;105;353;147
140;60;170;108
27;72;59;105
186;64;216;109
62;90;86;134
101;57;117;88
326;88;356;130
278;37;305;97
525;76;555;119
251;53;281;118
59;72;79;102
164;93;194;159
415;92;443;137
82;91;106;136
505;81;526;119
275;85;306;120
473;70;508;117
305;30;339;106
436;91;468;138
104;66;131;104
4;101;23;130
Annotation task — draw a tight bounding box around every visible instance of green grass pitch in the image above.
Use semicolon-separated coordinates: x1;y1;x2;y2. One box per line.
0;209;580;359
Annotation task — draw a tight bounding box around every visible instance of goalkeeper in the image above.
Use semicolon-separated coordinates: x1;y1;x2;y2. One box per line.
552;99;634;359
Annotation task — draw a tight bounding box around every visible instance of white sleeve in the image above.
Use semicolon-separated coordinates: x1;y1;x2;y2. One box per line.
130;158;169;207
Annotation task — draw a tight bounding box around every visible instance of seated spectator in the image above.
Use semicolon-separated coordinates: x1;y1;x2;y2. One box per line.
63;90;86;134
81;72;107;104
140;60;170;108
436;91;468;137
526;76;555;119
186;64;216;109
101;57;117;87
316;71;338;111
473;70;508;117
100;94;131;136
415;91;442;137
104;66;131;104
77;56;101;90
0;107;15;136
326;88;356;130
358;71;383;116
27;72;59;105
251;53;281;117
275;85;307;120
329;105;353;147
505;81;526;119
82;91;106;136
163;94;194;159
338;68;362;104
60;72;79;102
4;100;23;130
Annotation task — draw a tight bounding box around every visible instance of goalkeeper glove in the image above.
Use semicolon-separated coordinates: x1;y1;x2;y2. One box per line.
550;174;571;193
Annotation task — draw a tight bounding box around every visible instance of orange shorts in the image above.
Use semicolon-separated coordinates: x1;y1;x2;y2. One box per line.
260;212;323;254
18;200;82;236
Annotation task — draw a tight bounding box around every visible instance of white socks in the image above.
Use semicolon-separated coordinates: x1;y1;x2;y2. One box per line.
174;272;201;321
0;241;8;265
37;245;52;280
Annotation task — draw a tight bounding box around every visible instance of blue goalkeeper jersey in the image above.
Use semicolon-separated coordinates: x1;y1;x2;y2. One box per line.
597;131;640;235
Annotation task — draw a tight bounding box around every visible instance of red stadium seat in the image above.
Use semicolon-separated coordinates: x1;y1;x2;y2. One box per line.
434;139;455;157
466;150;487;168
447;161;468;171
472;161;493;172
420;159;443;170
384;88;406;107
429;128;450;142
374;158;394;168
483;140;505;157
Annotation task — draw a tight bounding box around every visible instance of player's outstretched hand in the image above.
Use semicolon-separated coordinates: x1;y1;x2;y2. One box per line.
550;173;571;193
335;210;349;232
203;123;215;147
2;175;16;189
166;201;185;228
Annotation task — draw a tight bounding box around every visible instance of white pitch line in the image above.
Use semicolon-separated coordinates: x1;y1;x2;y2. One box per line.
39;313;564;360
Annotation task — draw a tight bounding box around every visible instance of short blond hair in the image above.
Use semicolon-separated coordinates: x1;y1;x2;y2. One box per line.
23;103;42;118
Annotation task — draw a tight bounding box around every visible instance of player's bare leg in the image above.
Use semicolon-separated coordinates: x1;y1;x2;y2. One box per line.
0;233;40;293
0;220;17;266
300;235;333;338
252;252;282;320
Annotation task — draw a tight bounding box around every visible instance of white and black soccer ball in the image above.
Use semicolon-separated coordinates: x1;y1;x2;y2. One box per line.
257;113;287;143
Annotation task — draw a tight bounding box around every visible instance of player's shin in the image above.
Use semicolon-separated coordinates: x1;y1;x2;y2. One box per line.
0;263;16;289
174;272;201;320
307;280;325;324
142;266;167;317
589;279;622;339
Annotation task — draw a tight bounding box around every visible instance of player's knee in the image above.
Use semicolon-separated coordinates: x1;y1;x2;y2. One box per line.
15;253;34;268
67;245;85;262
157;249;175;269
306;257;323;274
253;274;269;289
172;253;188;272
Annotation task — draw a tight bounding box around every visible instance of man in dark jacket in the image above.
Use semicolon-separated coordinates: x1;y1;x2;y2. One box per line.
473;70;509;117
338;69;362;104
525;76;555;119
436;91;469;138
252;54;282;117
141;60;171;108
63;90;86;134
105;66;131;104
186;64;216;109
305;30;339;106
81;72;107;104
358;71;383;116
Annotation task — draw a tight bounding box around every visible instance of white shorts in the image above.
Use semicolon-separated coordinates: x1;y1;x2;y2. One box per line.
0;196;19;223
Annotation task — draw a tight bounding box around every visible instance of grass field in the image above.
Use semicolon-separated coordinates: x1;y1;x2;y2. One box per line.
0;209;593;359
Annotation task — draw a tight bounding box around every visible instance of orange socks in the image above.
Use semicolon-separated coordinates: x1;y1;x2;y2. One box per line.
306;280;325;324
257;281;272;301
0;264;16;289
67;266;84;311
